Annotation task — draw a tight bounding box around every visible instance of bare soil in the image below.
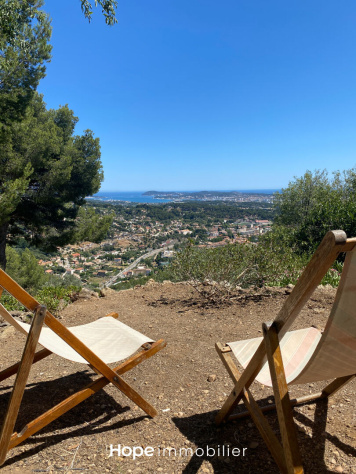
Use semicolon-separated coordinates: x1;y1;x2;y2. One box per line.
0;282;355;473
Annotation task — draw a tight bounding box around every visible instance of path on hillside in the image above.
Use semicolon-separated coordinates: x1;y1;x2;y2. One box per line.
104;245;173;287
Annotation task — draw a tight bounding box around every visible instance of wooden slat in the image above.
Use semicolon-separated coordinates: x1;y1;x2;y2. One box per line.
229;392;324;420
8;339;166;450
242;387;288;473
215;342;248;423
321;374;355;398
264;323;304;474
0;305;47;465
0;349;51;383
274;230;347;334
339;237;356;252
0;271;39;312
215;343;287;472
103;312;119;319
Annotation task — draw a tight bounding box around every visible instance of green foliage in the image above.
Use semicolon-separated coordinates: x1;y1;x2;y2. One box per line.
5;246;47;292
321;261;343;287
210;236;224;243
274;169;356;253
80;0;118;25
90;200;274;224
163;238;307;303
0;292;26;312
36;285;81;314
0;93;103;268
0;0;52;127
74;206;114;243
2;246;81;313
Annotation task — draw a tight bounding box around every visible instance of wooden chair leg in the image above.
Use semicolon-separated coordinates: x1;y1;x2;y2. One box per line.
0;305;47;465
214;343;249;424
215;343;288;472
263;322;304;474
215;340;268;424
8;339;166;451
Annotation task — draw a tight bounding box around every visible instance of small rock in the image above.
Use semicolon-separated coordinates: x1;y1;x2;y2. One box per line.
145;279;156;286
335;466;343;473
99;287;115;297
249;441;259;449
207;374;217;382
78;289;92;299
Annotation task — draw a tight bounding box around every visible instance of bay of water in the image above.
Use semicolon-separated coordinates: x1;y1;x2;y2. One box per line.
87;191;172;203
88;190;279;204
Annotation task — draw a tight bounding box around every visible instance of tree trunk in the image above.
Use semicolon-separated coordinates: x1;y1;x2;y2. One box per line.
0;222;9;270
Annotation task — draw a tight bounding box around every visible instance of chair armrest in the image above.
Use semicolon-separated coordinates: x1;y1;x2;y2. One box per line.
103;312;119;319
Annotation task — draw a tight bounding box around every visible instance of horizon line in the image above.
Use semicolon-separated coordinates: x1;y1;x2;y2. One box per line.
96;189;281;193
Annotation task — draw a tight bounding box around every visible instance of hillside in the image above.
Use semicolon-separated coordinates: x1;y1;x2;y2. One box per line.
0;283;355;473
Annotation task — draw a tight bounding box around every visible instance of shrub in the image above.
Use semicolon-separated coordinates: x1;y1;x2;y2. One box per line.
0;292;26;312
321;261;343;287
36;285;81;314
163;236;307;303
6;247;47;292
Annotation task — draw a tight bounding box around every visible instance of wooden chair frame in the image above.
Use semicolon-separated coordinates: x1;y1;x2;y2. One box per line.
0;270;166;465
215;230;356;473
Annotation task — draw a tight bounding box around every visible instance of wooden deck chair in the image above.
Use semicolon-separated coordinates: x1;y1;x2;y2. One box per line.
0;269;166;466
215;230;356;473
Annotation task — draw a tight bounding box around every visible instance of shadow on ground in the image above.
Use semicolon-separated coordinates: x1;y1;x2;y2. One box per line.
173;396;356;473
0;371;146;468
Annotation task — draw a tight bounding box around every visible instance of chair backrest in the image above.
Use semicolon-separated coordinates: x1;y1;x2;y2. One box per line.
292;248;356;384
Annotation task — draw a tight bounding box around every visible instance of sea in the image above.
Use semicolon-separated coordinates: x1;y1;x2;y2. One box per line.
87;190;279;204
87;191;172;203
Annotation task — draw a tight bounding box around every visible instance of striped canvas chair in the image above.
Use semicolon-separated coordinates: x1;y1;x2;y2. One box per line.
0;269;166;466
215;230;356;474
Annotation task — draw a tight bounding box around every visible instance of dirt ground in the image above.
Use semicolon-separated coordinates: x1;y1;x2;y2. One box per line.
0;282;355;473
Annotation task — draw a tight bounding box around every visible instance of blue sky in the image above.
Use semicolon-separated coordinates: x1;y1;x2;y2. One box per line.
39;1;356;191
